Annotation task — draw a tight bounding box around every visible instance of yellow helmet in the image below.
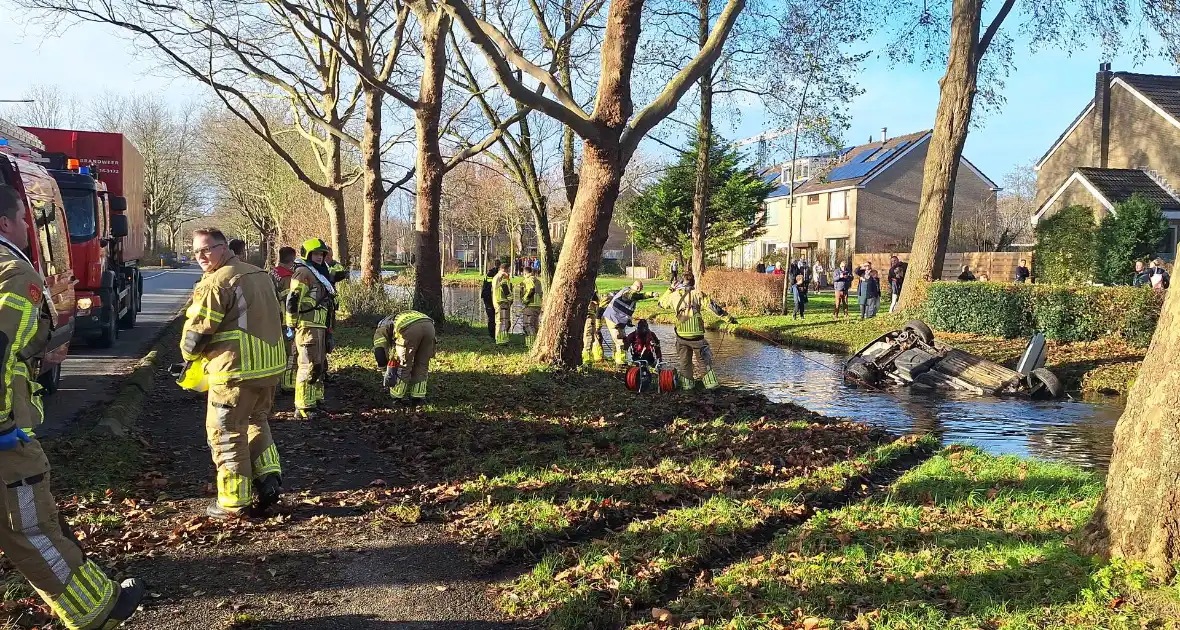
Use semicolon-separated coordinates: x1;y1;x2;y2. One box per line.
301;238;329;257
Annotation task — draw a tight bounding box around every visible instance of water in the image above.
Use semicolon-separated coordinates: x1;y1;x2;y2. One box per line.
415;284;1124;470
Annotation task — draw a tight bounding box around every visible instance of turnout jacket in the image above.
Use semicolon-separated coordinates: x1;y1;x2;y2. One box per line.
518;275;543;308
182;256;287;385
286;262;334;329
657;287;730;340
603;288;657;327
491;271;513;306
372;310;434;367
0;241;52;433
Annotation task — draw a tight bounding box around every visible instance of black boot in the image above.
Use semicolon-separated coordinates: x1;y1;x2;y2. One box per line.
206;500;256;521
100;578;145;629
255;474;282;511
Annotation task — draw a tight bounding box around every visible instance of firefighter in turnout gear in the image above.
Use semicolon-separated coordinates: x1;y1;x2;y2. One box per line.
603;280;659;365
656;272;736;391
286;238;336;419
582;291;605;363
518;266;543;346
373;311;436;403
0;185;144;629
491;263;513;344
271;247;298;392
180;228;287;519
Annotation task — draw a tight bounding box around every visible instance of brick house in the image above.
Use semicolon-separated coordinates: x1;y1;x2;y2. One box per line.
728;130;999;269
1032;64;1180;259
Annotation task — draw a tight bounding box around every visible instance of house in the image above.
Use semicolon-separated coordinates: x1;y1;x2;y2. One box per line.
1033;64;1180;259
728;130;1000;269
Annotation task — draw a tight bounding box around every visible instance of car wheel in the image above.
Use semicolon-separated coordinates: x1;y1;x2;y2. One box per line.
1028;368;1063;399
846;360;881;385
903;320;935;345
38;363;62;395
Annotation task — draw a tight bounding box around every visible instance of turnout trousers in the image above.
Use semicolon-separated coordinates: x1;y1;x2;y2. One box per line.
294;327;328;411
389;319;436;401
206;379;282;510
582;317;604;363
608;324;628;365
674;335;719;390
495;302;512;345
0;439;121;629
521;306;541;346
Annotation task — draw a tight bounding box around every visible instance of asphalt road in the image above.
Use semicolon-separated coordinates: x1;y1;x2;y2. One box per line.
41;266;203;436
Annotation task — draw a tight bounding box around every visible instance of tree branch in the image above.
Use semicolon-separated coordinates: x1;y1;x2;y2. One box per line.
977;0;1016;57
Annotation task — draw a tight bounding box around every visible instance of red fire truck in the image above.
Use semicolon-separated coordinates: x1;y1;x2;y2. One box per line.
0;120;77;391
24;128;145;348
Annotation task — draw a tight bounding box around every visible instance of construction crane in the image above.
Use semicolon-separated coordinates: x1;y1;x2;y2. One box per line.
732;128;795;147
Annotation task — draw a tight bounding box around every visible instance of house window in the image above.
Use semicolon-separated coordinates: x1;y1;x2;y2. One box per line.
603;249;623;260
828;190;848;219
806;194;819;205
826;238;848;268
1161;225;1178;256
765;204;778;226
762;242;777;258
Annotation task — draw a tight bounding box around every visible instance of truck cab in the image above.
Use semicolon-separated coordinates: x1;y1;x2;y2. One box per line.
0;146;77;393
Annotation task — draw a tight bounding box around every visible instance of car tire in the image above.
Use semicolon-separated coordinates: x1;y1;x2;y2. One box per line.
1028;368;1064;399
903;320;935;345
38;363;62;395
846;359;880;385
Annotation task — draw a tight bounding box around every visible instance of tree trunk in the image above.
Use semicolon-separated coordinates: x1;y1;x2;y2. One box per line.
530;141;624;366
690;0;712;281
896;0;982;310
323;132;350;268
1081;288;1180;580
411;11;449;322
360;85;384;284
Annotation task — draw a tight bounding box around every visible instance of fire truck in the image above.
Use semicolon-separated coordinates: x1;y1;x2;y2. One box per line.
0;118;77;392
24;128;145;348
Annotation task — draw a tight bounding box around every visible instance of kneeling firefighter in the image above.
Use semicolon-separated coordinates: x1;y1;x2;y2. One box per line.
624;319;662;364
286;239;337;419
582;291;605;363
656;272;736;390
373;311;436;403
0;185;144;629
179;227;287;519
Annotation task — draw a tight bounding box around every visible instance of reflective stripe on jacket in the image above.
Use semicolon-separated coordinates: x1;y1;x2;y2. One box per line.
492;272;512;305
603;288;654;326
0;246;50;432
286;264;332;328
374;311;434;352
182;256;287;385
520;276;543;308
657;287;727;340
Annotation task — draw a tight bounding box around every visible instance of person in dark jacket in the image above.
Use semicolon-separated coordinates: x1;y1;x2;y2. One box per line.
957;265;976;281
887;256;907;312
1015;259;1031;283
755;262;766;273
623;319;662;364
1132;260;1148;287
857;268;881;319
480;266;497;340
831;261;853;319
790;274;808;319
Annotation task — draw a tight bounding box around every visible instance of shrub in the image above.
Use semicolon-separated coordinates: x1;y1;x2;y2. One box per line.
336;279;408;324
925;281;1162;346
1033;204;1096;285
1093;194;1170;285
600;258;625;275
698;270;784;316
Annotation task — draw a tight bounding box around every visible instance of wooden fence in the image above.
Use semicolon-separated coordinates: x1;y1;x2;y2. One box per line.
851;252;1034;282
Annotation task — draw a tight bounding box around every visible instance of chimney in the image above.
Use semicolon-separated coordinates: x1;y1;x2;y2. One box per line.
881;127;888;143
1095;62;1113;168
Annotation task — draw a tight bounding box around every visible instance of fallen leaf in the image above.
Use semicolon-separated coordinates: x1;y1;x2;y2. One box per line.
652;607;672;622
370;479;388;487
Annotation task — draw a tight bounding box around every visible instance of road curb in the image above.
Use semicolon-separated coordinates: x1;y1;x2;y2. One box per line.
93;313;185;437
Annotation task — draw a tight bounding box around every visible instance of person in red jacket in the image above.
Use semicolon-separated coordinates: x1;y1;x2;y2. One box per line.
623;319;662;364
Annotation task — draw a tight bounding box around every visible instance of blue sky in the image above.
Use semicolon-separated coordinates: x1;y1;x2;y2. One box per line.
2;16;1176;187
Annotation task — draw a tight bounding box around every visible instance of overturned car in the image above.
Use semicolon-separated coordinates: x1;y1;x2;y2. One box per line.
844;320;1064;399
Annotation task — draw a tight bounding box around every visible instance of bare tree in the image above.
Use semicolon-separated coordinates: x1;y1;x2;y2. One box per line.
441;0;745;367
5;84;80;128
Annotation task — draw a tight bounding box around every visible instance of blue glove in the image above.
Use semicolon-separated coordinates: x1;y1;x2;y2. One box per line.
284;326;295;340
0;428;31;451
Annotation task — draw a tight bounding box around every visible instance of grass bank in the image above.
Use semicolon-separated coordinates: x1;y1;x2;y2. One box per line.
635;291;1144;395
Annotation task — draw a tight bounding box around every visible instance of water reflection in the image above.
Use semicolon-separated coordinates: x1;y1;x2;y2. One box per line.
396;283;1123;470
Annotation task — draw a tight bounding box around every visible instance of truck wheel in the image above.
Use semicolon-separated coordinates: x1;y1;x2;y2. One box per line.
38;363;62;395
1028;368;1063;399
903;320;935;345
136;272;144;313
119;287;138;329
94;307;118;348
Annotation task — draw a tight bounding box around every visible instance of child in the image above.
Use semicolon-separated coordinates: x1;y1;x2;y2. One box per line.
858;269;881;319
790;274;808;319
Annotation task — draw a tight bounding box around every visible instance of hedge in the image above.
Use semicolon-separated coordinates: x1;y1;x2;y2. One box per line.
699;270;785;316
925;281;1163;346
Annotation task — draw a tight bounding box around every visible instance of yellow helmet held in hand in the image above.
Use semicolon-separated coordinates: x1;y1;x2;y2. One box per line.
177;358;209;393
301;238;330;257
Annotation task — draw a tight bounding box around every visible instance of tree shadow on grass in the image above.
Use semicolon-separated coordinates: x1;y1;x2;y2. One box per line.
245;618;529;630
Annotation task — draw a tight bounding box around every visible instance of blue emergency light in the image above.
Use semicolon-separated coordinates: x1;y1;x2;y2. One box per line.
0;139;8;146
79;166;90;175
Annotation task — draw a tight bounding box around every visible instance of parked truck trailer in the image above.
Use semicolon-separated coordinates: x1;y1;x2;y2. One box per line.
24;128;146;348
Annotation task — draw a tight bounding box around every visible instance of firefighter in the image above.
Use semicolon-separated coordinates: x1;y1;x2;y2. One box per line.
603;280;659;365
656;272;736;391
178;228;287;519
271;247;298;393
373;311;436;404
0;185;144;629
286;238;337;419
623;318;662;365
518;266;543;346
582;291;605;364
491;263;513;345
